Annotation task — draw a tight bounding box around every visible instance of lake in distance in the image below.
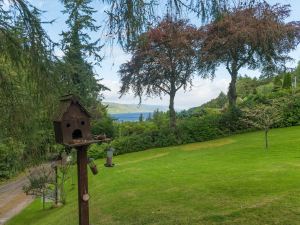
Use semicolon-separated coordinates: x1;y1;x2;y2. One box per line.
110;112;152;122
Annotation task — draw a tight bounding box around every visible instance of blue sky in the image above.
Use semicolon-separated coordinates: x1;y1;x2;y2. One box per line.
27;0;300;109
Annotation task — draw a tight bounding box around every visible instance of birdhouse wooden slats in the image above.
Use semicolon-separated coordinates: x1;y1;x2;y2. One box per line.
53;94;92;145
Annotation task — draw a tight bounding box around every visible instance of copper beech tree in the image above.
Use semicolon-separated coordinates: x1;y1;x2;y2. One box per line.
119;18;202;129
199;2;300;108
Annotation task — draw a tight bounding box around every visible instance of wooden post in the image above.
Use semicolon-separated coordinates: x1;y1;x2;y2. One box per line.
76;145;90;225
55;165;58;205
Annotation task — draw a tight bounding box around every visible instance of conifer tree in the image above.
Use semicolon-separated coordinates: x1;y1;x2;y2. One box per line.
60;0;108;106
282;73;292;89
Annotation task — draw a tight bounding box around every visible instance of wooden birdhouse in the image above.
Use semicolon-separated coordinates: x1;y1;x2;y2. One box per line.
53;94;92;145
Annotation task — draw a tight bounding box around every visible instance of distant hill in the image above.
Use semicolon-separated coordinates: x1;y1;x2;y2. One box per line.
188;92;227;113
103;102;169;114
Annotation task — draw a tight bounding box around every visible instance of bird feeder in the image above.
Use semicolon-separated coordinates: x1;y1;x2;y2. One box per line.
88;158;98;175
53;94;102;225
105;146;115;167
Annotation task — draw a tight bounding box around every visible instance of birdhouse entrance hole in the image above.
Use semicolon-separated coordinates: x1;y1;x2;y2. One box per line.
72;129;83;139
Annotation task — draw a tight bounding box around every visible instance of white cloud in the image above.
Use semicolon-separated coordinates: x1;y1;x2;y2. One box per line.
175;77;230;109
99;46;230;110
101;77;230;110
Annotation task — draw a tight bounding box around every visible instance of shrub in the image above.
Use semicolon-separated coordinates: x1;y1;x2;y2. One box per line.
91;115;114;138
0;138;25;179
273;75;282;92
282;72;292;89
88;143;107;159
219;107;246;133
280;95;300;127
110;114;225;155
105;91;300;157
177;114;224;144
112;133;154;155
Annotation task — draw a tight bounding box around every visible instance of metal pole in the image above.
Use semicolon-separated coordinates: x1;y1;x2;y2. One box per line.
76;145;90;225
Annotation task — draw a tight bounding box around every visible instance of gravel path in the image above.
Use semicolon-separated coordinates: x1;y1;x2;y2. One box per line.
0;176;34;225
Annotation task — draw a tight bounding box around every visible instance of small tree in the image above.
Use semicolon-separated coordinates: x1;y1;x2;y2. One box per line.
23;165;55;209
242;104;282;149
139;113;144;122
146;113;152;121
57;154;72;204
199;2;300;108
119;17;203;129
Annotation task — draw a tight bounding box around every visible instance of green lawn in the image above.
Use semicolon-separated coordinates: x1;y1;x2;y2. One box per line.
7;126;300;225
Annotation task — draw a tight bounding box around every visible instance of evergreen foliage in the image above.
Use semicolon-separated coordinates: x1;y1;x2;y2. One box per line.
273;75;282;92
0;0;110;179
60;0;108;106
282;72;292;89
103;0;255;50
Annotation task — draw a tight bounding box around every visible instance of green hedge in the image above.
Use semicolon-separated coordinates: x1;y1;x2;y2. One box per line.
88;92;300;159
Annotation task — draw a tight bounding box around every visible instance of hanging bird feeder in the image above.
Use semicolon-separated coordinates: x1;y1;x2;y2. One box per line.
88;158;98;175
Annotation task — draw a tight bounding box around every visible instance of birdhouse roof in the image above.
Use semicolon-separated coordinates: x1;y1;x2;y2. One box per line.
53;94;91;121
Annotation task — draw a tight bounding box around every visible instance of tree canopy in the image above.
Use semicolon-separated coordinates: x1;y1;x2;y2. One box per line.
0;0;110;178
199;2;300;107
59;0;109;106
119;17;202;128
103;0;256;50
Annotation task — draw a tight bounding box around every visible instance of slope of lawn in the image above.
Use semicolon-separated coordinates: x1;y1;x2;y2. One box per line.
7;126;300;225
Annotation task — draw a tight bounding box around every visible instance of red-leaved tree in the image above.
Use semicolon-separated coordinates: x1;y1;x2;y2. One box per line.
199;2;300;108
119;17;203;129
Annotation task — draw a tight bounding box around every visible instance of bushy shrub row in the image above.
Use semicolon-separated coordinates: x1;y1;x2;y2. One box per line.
112;127;178;155
105;113;236;157
88;143;107;159
86;92;300;159
280;95;300;127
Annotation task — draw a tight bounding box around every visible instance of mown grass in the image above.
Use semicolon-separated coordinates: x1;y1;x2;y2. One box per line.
7;126;300;225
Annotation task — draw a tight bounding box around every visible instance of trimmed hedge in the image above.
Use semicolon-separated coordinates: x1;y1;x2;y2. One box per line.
89;93;300;159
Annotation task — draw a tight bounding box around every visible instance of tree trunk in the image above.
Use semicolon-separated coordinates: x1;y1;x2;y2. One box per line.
228;70;238;108
265;129;268;149
227;59;239;108
169;92;176;129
